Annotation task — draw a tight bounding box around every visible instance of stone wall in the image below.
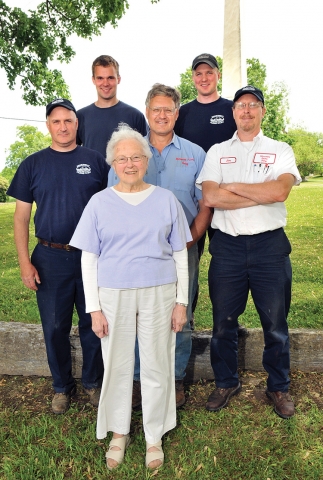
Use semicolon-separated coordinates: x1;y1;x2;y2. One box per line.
1;322;322;382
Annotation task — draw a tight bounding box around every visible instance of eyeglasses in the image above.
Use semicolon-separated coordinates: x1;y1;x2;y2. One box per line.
148;107;177;116
234;102;263;110
113;154;147;165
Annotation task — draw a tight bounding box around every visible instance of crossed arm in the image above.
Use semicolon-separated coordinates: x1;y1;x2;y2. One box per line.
13;200;41;290
202;173;296;210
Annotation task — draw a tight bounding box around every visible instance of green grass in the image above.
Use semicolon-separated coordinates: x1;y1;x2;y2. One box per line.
1;373;323;479
0;177;322;328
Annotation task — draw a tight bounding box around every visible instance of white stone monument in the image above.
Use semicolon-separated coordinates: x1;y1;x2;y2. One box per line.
221;0;247;100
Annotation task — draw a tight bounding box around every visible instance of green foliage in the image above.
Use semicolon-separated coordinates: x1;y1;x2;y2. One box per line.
0;166;16;183
176;56;222;104
246;58;290;141
261;81;290;141
0;0;134;105
4;125;51;177
177;67;198;105
246;57;266;91
287;127;323;179
0;175;9;202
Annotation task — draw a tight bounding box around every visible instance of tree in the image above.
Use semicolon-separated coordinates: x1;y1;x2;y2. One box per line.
247;58;289;142
0;1;158;105
246;57;266;92
176;57;289;141
3;125;51;181
287;127;323;180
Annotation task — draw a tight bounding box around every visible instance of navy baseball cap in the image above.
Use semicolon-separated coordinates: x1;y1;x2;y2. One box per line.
46;98;76;117
233;86;265;104
192;53;219;70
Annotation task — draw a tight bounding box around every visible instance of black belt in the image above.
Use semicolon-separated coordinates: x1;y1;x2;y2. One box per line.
38;238;79;251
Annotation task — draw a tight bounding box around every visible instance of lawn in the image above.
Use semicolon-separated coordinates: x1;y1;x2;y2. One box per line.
1;371;323;479
0;177;322;328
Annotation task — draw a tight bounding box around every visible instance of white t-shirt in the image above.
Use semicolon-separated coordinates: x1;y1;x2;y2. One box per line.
196;131;301;236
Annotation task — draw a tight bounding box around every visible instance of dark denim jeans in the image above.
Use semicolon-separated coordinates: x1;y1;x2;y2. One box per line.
209;228;292;392
134;243;199;381
31;243;103;393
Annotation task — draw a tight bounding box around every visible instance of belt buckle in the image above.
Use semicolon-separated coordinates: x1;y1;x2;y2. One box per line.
65;244;71;251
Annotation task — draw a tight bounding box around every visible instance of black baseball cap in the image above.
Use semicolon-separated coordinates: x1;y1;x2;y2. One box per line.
46;98;76;117
192;53;219;70
233;86;265;104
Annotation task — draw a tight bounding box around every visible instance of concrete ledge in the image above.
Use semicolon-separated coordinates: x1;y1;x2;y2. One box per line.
1;322;322;382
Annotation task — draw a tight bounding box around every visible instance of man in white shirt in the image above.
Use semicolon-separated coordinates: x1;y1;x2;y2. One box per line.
196;85;301;419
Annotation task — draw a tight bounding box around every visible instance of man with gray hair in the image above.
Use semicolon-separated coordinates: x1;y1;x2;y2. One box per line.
109;84;212;407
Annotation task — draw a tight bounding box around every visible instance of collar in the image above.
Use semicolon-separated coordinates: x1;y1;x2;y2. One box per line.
145;132;180;151
230;129;264;146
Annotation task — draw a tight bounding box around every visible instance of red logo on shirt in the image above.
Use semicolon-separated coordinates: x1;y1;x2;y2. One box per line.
253;153;276;164
176;157;194;166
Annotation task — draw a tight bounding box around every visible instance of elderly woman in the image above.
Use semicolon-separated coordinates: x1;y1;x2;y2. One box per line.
70;124;191;470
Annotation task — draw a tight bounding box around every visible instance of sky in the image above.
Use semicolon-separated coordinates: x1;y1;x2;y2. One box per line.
1;0;323;171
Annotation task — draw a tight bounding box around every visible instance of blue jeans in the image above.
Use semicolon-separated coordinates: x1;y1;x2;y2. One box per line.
31;243;103;393
134;243;199;381
209;229;292;392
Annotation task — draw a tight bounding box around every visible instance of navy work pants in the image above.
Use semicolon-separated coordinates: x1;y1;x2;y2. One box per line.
31;243;103;393
208;228;292;392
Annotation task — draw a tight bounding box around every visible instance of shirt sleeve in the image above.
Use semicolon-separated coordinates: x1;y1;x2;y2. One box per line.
196;144;222;189
69;197;101;254
168;194;193;251
276;143;302;184
193;146;206;201
173;248;189;304
138;115;148;136
81;251;100;313
7;159;34;203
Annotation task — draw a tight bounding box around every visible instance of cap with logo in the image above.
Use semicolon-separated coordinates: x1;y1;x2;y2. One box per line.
192;53;219;70
46;98;76;117
233;86;265;105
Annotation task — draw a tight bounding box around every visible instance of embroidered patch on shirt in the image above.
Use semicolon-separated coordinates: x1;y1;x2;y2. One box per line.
220;157;236;164
76;164;91;174
176;157;194;166
210;115;224;125
253;153;276;164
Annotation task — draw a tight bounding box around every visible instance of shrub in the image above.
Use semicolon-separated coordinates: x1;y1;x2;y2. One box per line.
0;175;9;202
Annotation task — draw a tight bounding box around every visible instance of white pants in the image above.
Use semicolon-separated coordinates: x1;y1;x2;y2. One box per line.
96;283;177;444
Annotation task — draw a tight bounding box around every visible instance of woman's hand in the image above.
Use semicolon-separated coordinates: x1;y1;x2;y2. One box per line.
171;304;187;333
90;310;109;338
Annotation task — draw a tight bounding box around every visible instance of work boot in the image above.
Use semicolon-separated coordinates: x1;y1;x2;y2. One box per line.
52;385;76;414
175;380;186;408
206;382;241;412
84;387;101;407
266;390;295;419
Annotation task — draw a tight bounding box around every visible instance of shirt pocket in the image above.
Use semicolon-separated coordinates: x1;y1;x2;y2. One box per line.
174;163;197;192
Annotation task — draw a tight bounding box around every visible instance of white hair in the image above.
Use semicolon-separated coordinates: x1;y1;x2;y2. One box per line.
106;123;152;165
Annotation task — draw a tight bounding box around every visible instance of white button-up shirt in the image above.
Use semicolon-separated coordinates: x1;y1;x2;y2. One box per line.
196;131;301;236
